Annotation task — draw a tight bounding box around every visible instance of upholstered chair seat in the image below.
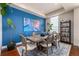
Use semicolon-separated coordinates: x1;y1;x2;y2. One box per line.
23;43;36;51
40;43;52;47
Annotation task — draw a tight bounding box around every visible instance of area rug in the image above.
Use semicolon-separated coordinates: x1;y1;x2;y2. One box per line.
17;42;71;56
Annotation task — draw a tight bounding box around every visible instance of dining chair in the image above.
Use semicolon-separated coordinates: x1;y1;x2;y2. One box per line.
40;35;52;56
52;32;60;49
55;33;60;48
19;34;37;56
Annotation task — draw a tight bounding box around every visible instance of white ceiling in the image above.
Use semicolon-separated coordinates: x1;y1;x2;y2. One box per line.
24;3;62;14
13;3;79;18
20;3;79;14
62;3;79;11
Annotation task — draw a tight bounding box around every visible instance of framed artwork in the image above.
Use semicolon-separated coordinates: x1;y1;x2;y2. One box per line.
24;18;40;32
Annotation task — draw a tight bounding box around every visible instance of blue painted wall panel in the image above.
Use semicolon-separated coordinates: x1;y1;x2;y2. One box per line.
2;6;46;46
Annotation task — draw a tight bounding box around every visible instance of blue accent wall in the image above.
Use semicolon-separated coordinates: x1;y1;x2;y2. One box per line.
2;6;46;46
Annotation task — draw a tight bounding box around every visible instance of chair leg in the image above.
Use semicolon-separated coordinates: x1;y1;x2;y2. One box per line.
47;48;48;56
22;49;28;56
51;46;53;53
47;43;48;56
36;42;39;51
55;41;59;49
58;41;60;48
54;41;57;49
22;49;24;56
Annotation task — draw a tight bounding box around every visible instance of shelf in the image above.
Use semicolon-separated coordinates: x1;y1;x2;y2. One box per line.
60;21;71;23
60;20;71;44
60;26;69;28
62;36;69;37
60;31;69;32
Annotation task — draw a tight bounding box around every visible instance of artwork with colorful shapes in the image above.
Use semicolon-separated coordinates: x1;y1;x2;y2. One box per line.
24;18;40;32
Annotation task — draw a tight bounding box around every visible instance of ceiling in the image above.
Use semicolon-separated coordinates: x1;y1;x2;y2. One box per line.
19;3;79;14
24;3;62;14
13;3;79;18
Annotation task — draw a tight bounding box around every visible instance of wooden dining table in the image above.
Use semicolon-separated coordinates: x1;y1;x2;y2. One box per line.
26;35;48;42
26;35;48;50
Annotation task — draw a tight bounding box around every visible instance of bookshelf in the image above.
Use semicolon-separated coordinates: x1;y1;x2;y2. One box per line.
60;20;71;44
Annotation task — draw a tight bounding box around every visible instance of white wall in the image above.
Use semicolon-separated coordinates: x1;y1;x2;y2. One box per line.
46;8;65;18
46;11;74;44
59;10;73;21
0;14;2;55
59;10;74;44
74;7;79;46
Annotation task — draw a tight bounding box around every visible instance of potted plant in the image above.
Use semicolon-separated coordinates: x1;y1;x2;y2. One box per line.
47;23;53;34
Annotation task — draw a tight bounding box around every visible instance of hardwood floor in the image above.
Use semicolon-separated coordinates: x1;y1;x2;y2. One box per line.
1;48;19;56
1;45;79;56
69;46;79;56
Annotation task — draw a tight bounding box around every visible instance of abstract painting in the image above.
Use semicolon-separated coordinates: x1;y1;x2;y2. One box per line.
24;18;40;32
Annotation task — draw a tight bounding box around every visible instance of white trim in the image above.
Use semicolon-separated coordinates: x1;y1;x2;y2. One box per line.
16;42;22;45
1;45;7;50
2;42;22;50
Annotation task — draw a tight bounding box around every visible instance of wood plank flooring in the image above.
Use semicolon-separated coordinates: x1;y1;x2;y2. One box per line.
69;46;79;56
1;48;19;56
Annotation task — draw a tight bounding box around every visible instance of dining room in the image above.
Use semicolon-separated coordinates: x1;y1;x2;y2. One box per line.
1;3;79;56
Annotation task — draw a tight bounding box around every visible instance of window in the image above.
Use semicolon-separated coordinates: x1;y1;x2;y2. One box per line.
50;16;59;33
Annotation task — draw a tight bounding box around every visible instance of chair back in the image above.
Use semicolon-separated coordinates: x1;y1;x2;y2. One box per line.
48;35;53;42
19;34;27;46
56;33;60;41
44;35;52;44
32;32;36;37
19;34;28;55
52;31;57;40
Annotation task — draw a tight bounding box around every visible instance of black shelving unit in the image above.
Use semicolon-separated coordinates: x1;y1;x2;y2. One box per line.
60;20;71;44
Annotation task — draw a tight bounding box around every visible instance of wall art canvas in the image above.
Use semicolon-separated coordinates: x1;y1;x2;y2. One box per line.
24;18;40;32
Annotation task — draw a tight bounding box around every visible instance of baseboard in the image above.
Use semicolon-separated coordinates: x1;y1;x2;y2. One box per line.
16;42;22;46
72;43;79;48
2;42;22;50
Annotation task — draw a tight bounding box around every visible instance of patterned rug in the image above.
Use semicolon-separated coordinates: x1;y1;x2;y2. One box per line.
17;42;71;56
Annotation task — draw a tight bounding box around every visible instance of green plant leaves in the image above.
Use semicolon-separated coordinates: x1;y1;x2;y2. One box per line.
0;3;7;16
7;18;16;30
47;23;53;32
1;8;7;16
7;18;13;26
0;3;7;8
